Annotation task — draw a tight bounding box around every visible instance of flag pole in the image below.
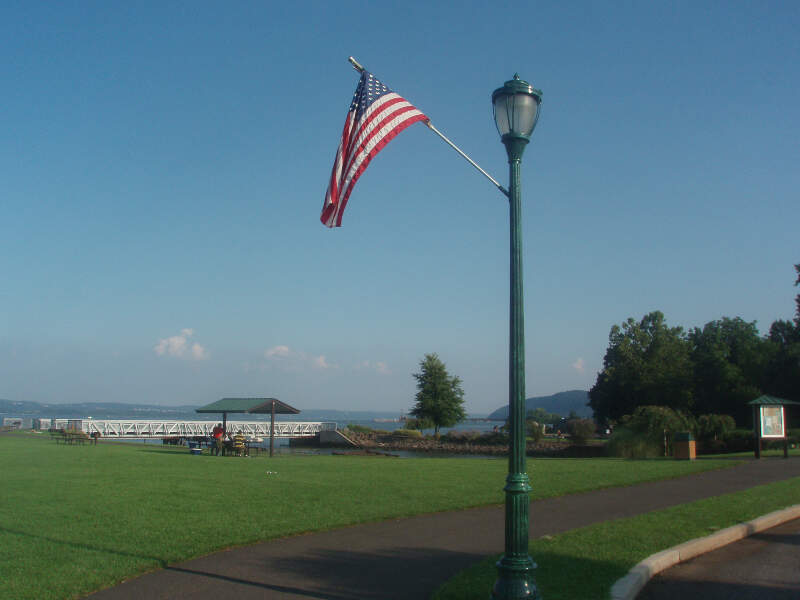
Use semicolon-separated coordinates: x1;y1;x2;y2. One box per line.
347;57;509;198
423;121;509;197
348;56;365;73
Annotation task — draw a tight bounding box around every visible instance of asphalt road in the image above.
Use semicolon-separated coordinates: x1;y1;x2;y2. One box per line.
637;517;800;600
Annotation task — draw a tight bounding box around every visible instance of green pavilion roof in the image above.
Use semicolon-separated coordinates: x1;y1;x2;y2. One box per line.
747;395;800;406
196;397;300;414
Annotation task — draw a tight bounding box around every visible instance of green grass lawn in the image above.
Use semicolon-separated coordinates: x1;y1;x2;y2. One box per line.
1;432;737;600
433;476;800;600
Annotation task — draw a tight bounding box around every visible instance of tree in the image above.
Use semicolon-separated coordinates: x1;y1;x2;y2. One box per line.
589;311;694;424
525;418;544;443
526;407;562;426
566;418;596;444
410;353;466;435
688;317;767;424
795;262;800;323
608;405;695;458
763;264;800;405
764;319;800;403
696;414;736;442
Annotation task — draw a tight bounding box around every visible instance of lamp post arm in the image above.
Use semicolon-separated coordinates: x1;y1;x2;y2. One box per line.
424;121;510;198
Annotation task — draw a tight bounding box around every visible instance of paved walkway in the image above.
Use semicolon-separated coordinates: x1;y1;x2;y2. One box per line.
86;457;800;600
638;517;800;600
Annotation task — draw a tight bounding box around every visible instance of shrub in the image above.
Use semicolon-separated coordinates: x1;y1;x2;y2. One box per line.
622;406;695;441
475;431;509;446
567;418;596;444
345;424;374;434
696;414;736;441
404;417;434;431
392;428;423;439
526;419;544;443
606;427;663;458
720;429;755;452
616;406;697;456
698;438;728;455
441;430;481;443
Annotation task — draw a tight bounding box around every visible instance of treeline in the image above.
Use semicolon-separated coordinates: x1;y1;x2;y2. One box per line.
590;264;800;427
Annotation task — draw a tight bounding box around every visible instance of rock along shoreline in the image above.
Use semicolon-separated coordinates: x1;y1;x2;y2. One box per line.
326;432;606;458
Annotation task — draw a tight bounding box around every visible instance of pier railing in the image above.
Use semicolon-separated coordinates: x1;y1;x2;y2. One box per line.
54;420;336;439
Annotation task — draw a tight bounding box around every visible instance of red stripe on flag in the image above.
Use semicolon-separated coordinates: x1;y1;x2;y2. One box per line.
329;111;427;227
322;74;427;228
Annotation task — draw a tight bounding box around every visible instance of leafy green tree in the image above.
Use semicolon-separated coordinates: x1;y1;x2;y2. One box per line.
610;405;696;457
589;311;694;424
688;317;767;424
696;414;736;441
621;405;695;438
566;418;596;444
410;353;466;435
763;264;800;406
795;262;800;322
525;418;544;443
526;407;562;426
765;319;800;403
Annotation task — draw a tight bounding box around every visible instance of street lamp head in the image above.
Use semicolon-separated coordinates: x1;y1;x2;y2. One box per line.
492;74;542;160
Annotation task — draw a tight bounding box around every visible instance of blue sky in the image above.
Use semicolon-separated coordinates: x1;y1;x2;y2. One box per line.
2;2;798;415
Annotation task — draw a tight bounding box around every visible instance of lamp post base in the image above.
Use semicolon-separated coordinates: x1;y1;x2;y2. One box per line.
491;556;540;600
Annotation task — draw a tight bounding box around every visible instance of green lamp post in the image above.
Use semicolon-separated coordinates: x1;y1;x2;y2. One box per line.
491;74;543;600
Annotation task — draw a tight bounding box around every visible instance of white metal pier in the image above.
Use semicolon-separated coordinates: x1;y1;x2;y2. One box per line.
54;419;336;439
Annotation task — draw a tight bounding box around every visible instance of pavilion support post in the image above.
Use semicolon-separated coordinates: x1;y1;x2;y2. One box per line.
270;400;276;457
223;412;228;457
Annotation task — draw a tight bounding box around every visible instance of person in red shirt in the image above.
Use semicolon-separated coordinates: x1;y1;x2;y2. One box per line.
212;423;224;456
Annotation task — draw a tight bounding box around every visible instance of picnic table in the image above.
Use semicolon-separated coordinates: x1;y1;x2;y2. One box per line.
50;430;92;445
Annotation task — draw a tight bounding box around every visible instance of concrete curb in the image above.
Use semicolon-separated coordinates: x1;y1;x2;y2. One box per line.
609;504;800;600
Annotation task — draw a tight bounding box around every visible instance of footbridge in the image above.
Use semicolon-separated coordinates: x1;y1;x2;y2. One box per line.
57;419;337;439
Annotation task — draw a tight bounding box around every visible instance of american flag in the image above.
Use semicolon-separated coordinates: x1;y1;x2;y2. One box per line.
321;71;428;228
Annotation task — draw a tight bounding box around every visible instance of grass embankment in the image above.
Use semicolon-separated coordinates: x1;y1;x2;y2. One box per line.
433;476;800;600
1;432;736;600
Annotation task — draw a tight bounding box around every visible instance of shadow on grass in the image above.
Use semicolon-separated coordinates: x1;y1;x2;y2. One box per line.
433;550;634;600
0;525;167;566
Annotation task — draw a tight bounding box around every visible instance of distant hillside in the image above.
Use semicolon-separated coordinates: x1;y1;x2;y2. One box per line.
0;400;409;423
487;390;591;420
0;399;200;419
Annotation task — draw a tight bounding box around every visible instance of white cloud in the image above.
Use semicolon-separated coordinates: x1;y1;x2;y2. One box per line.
264;345;336;370
154;335;187;357
313;355;332;369
265;345;291;358
154;329;209;360
356;360;391;375
191;343;209;360
571;357;585;372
